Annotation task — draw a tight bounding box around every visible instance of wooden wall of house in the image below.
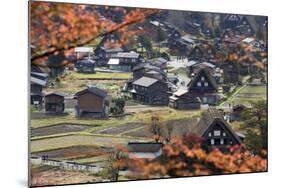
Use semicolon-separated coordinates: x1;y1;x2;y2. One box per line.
203;121;240;146
45;95;64;104
77;93;103;112
31;84;42;93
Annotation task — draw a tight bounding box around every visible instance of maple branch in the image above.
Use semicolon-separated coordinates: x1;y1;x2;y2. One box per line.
31;9;159;64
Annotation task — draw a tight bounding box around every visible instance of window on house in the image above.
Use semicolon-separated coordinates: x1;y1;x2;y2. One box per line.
215;138;220;145
208;132;212;137
211;139;215;145
224;138;228;145
204;82;208;87
197;82;201;87
202;97;207;103
220;138;224;145
214;130;221;136
223;132;226;136
201;77;205;81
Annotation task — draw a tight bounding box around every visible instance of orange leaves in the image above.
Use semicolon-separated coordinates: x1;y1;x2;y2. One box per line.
30;2;160;64
131;136;267;179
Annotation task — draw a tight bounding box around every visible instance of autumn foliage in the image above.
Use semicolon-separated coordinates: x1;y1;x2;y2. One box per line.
30;2;159;66
128;135;267;179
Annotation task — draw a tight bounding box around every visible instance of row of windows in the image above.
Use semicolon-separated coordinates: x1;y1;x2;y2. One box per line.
197;81;209;87
208;130;226;137
120;58;137;62
134;85;147;91
209;138;229;145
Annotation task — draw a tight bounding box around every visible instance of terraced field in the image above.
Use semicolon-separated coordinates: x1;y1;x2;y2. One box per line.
221;85;267;108
31;134;137;153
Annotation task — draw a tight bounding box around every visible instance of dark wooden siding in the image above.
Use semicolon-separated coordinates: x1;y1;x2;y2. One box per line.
77;92;103;112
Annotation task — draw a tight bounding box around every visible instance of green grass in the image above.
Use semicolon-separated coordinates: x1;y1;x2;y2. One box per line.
31;114;132;128
31;134;132;153
69;72;132;80
238;86;267;95
221;85;267;107
47;72;129;95
31;109;201;129
169;67;187;77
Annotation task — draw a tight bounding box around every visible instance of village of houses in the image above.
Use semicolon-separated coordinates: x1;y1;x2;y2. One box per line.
30;10;267;186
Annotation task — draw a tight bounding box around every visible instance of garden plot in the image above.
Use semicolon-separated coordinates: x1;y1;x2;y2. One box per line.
124;118;198;138
32;145;109;160
96;122;144;135
31;164;104;187
31;134;138;153
31;124;93;137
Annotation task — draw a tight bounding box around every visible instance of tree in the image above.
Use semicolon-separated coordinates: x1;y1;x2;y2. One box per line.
30;2;160;67
137;34;153;57
104;149;128;181
112;97;126;114
148;114;167;143
241;100;267;154
129;135;267;179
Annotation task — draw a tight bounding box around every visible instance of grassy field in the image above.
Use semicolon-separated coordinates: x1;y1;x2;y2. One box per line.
221;85;267;107
31;134;133;153
238;85;267;95
31;109;202;129
46;73;127;95
68;71;132;80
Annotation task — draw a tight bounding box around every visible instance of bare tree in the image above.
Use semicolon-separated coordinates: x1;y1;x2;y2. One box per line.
105;149;128;181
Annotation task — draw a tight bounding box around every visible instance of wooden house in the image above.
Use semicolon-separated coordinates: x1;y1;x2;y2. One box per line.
191;108;244;150
76;59;96;73
169;35;194;55
191;62;216;76
128;142;163;159
222;14;254;37
230;104;247;121
95;47;124;59
107;52;142;71
99;33;120;47
94;47;123;66
130;76;169;105
167;29;181;44
169;88;201;109
124;64;167;92
74;47;94;60
45;92;66;113
75;86;110;117
222;14;241;30
30;76;47;105
31;72;48;82
133;64;166;81
188;45;206;62
184;20;201;35
221;61;240;84
148;57;169;70
187;68;219;105
236;16;255;37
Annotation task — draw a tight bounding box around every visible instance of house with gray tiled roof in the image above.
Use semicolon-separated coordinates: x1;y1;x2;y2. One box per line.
130;76;169;105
